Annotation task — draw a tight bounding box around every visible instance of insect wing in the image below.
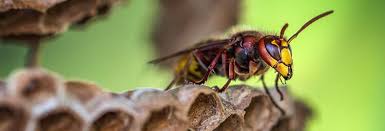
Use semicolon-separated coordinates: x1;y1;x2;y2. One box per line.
148;39;229;64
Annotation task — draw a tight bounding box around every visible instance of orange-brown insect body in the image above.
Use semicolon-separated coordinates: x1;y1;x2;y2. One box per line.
174;31;269;84
150;10;334;114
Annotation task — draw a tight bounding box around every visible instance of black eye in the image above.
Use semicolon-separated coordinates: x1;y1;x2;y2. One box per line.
265;43;281;60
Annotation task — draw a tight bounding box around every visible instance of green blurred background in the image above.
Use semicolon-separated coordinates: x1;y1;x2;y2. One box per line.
1;0;384;130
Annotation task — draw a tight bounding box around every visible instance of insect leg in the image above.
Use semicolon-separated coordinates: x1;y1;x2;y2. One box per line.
196;49;224;84
165;54;193;91
222;51;228;78
275;73;284;101
260;75;285;115
165;77;177;91
217;58;235;92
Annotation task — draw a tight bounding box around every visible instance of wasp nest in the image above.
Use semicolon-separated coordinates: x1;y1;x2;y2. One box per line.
0;68;312;131
0;0;124;40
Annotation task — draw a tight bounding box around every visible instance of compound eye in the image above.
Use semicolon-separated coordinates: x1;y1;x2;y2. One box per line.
265;42;281;60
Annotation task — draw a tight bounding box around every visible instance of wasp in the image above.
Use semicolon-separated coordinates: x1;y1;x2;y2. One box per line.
150;10;333;114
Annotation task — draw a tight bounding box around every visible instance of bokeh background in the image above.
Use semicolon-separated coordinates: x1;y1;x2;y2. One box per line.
1;0;384;130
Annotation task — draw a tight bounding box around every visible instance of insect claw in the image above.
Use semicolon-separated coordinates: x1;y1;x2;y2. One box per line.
212;86;220;92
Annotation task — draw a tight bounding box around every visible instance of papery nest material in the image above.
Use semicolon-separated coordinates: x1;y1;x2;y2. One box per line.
0;68;313;131
0;0;125;40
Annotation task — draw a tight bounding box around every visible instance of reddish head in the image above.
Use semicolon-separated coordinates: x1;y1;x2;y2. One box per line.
257;10;334;80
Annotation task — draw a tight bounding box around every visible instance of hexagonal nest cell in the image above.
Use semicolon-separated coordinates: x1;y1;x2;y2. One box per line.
0;104;28;131
36;109;84;131
6;69;60;105
188;93;222;129
0;68;313;131
143;106;187;131
213;114;243;131
244;95;275;130
90;110;133;131
64;81;105;104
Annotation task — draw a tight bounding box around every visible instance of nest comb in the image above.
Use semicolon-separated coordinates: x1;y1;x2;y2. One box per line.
0;68;312;131
0;0;124;40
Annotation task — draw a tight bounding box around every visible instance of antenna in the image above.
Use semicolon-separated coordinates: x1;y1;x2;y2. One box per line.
280;23;289;38
288;10;334;43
